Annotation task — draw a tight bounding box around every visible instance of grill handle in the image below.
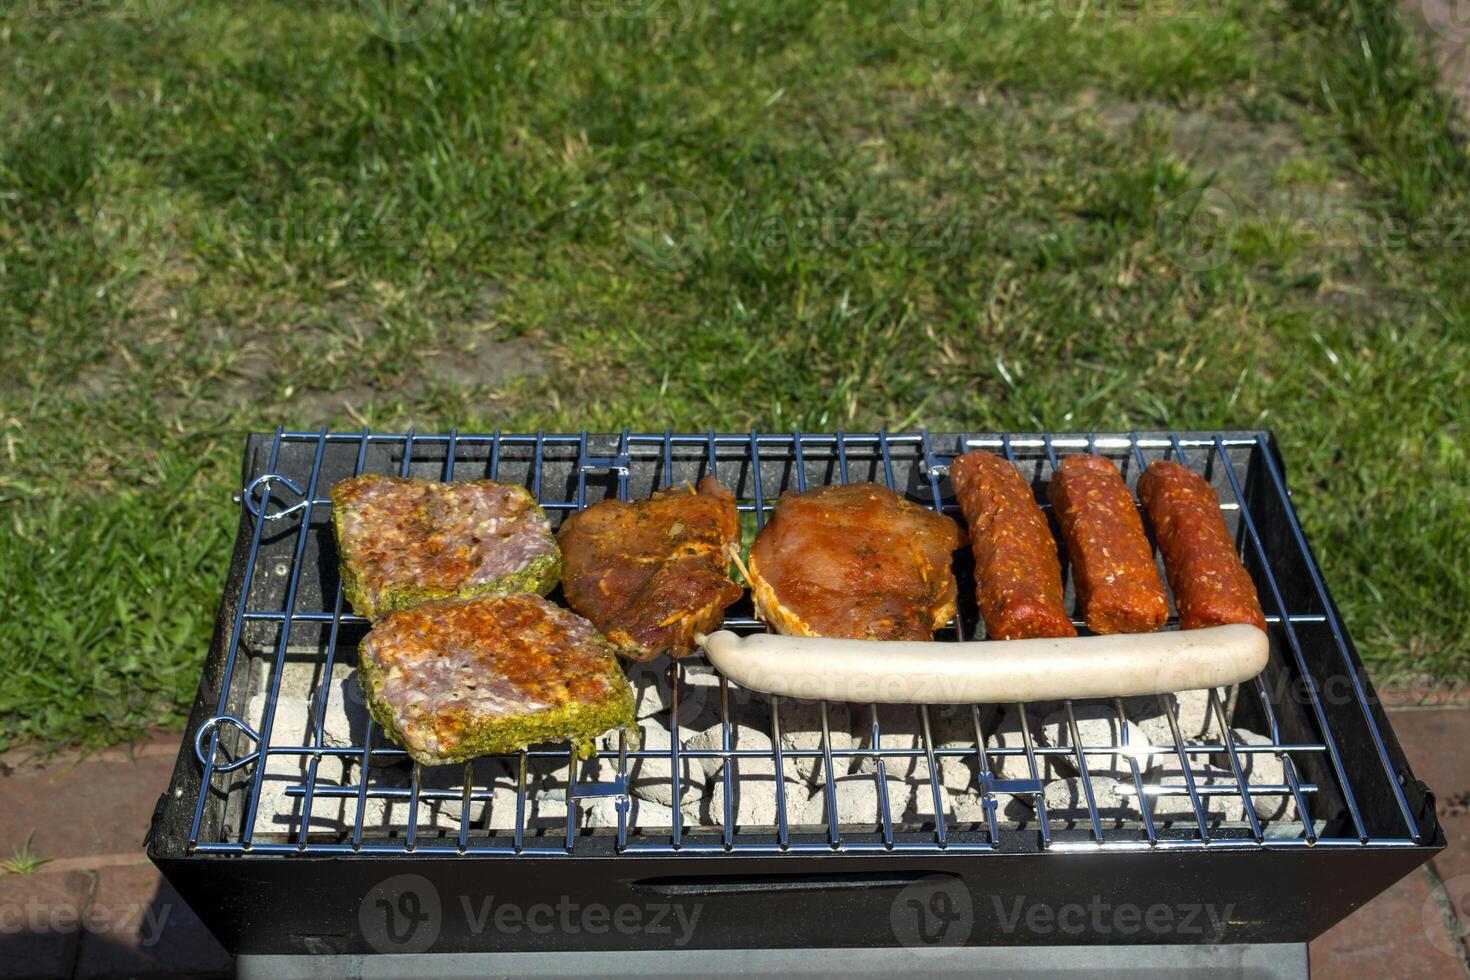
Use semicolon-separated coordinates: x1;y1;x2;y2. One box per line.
629;871;957;897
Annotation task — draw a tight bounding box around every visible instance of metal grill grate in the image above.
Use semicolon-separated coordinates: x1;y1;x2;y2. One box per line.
184;430;1423;857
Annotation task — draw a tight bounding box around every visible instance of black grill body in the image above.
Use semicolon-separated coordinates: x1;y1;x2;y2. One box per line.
148;430;1443;955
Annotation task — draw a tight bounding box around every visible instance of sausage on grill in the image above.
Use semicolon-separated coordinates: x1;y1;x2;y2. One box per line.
949;451;1076;640
701;624;1269;704
1047;455;1168;635
1137;460;1267;631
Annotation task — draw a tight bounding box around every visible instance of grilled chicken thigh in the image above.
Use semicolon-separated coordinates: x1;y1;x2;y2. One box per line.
557;475;743;660
747;483;962;640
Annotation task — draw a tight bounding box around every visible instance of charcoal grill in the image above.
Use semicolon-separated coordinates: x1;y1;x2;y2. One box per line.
147;429;1443;974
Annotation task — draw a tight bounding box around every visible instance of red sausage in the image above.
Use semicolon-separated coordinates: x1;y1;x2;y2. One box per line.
1048;455;1168;635
950;451;1076;640
1137;460;1267;632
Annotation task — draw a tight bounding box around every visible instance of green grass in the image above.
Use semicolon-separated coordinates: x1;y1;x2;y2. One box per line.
1;0;1467;751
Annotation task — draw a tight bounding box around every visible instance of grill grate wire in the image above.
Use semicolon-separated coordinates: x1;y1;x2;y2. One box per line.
186;430;1422;857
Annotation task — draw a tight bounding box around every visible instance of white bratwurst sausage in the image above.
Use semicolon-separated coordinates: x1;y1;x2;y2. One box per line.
699;624;1268;704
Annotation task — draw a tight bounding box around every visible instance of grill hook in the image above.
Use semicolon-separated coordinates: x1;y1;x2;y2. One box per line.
241;473;311;521
194;714;263;773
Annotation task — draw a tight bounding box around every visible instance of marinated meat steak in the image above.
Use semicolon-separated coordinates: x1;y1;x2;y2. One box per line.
357;594;636;766
747;482;962;640
331;475;560;620
557;476;742;661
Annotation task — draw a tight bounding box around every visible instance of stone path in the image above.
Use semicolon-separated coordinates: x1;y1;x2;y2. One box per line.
1311;706;1470;979
1;708;1466;978
0;737;230;978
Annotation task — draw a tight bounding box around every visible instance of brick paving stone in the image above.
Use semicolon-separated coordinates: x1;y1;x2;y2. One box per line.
1311;708;1470;979
1388;708;1470;888
1311;866;1467;980
0;731;179;772
1375;676;1470;708
73;864;229;979
0;870;94;980
0;736;181;865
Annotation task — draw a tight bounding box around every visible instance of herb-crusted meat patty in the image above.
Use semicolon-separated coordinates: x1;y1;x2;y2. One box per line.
557;476;743;661
747;482;962;640
331;475;560;619
357;594;636;766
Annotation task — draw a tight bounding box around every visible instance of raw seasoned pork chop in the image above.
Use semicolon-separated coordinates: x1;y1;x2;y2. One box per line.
557;476;742;660
331;475;560;620
747;483;962;640
357;594;635;766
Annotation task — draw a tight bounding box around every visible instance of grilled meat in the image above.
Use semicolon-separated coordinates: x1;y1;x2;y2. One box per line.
747;482;962;640
330;475;560;620
557;475;742;660
357;594;636;766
